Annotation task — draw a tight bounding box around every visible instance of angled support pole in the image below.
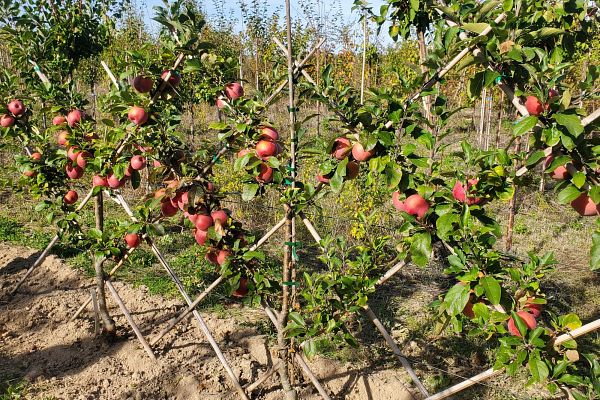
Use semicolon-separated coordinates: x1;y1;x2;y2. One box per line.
149;216;287;346
9;187;95;296
111;193;250;400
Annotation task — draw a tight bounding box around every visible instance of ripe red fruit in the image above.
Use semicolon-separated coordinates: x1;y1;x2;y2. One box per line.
237;149;252;158
205;248;219;264
1;114;15;127
462;300;475;319
66;164;84;179
256;140;278;159
452;179;482;205
171;191;189;210
194;214;214;231
8;100;25;116
194;229;208;246
133;75;153;93
392;191;405;212
316;174;330;184
507;311;537;337
404;194;430;219
571;193;599;216
217;249;231;266
52;115;66;126
256;163;273;183
225;82;244;100
31;152;42;161
161;201;178;217
125;233;141;249
548;89;560;99
346;161;359;180
77;151;91;168
524;96;544;116
260;126;279;141
351;142;375;162
524;298;543;318
161;70;181;87
67;146;81;161
63;190;78;205
93;175;109;188
331;137;352;160
216;97;227;109
211;209;228;226
551;165;569;180
233;277;249;298
67;109;82;127
130;155;146;170
23;169;36;178
57;131;69;147
107;173;126;189
128;106;148;126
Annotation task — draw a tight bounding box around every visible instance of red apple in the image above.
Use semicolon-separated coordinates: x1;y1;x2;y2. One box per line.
124;165;134;177
171;191;189;210
107;173;126;188
128;106;148;126
216;97;227;109
66;164;84;179
256;140;278;159
237;149;252;158
67;109;82;127
452;179;482;205
52;115;66;126
67;146;81;161
233;277;249;298
130;155;146;170
205;248;219;264
57;131;69;147
211;209;229;226
256;164;273;183
194;229;208;245
462;300;475;319
0;114;15;127
571;193;599;216
195;214;214;231
551;165;569;180
133;75;153;93
332;137;351;160
124;233;141;248
23;169;36;178
206;182;215;193
507;310;537;337
404;194;430;219
524;297;543;318
316;174;330;184
63;190;78;205
7;100;25;116
260;126;279;141
225;82;243;100
161;70;181;87
161;201;178;217
548;89;559;99
31;152;42;161
352;142;375;162
93;175;109;188
76;151;91;168
346;161;359;180
524;96;544;116
392;191;405;212
217;249;231;266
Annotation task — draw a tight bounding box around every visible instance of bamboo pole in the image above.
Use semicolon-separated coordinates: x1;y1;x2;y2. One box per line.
105;280;156;360
9;187;95;296
113;194;249;400
360;15;367;104
425;318;600;400
149;216;287;346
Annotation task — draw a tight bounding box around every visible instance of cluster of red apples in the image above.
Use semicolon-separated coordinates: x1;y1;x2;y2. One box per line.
317;137;371;184
237;126;282;183
1;99;25;128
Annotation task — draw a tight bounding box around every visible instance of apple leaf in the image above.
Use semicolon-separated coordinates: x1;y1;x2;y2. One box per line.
528;356;550;383
436;211;459;241
571;171;586;189
554;113;584;137
513;116;538;137
242;183;259;201
480;276;501;305
443;283;470;316
462;23;490;34
557;185;581;204
410;231;432;268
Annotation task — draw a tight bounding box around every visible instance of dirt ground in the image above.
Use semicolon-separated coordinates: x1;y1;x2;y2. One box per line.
0;243;417;400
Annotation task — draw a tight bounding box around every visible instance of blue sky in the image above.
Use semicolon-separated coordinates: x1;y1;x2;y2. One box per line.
137;0;392;46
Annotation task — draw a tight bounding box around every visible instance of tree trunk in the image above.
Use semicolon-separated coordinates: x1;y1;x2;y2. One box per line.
417;29;431;123
360;16;367;104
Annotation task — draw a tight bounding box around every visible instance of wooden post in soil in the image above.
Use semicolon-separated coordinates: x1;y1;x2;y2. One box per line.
505;131;521;251
360;13;367;104
94;192;116;335
495;91;505;149
279;0;297;397
417;28;432;122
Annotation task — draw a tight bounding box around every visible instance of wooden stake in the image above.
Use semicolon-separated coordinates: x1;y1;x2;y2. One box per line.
94;193;116;335
425;318;600;400
244;360;282;392
105;280;156;360
360;14;367;104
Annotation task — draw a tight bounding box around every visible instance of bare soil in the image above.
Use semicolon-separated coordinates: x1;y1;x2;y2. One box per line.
0;243;415;400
